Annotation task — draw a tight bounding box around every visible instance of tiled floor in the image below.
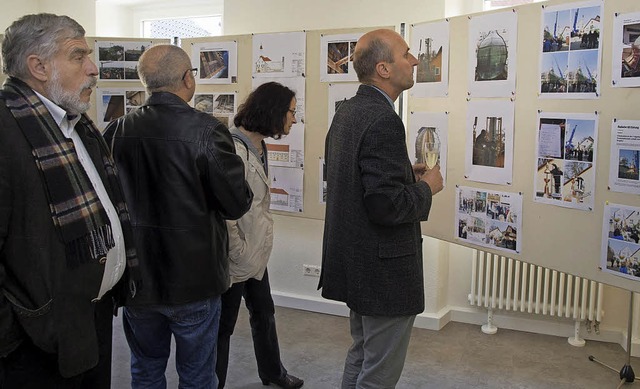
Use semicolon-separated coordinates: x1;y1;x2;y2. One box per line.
112;306;640;388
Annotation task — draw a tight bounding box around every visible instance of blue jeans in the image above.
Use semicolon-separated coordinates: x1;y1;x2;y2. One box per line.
123;296;221;389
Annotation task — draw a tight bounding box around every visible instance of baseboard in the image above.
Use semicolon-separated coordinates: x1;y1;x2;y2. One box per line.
271;291;640;356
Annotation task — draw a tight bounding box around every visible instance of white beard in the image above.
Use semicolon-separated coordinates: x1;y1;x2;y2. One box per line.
45;66;96;115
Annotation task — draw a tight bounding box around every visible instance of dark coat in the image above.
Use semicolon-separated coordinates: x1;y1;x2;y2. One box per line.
319;85;433;316
103;92;253;306
0;94;127;377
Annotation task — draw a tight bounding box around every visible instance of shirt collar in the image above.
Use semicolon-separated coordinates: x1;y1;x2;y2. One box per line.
34;91;81;137
367;84;395;108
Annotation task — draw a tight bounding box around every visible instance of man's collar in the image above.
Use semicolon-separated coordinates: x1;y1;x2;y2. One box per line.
34;91;81;136
365;84;395;108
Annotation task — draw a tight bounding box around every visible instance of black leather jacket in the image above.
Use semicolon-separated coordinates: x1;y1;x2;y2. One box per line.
104;92;253;306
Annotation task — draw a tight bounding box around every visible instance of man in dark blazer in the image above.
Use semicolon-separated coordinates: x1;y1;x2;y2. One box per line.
319;29;444;388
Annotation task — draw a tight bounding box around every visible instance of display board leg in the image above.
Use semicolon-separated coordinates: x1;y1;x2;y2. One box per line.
589;290;636;388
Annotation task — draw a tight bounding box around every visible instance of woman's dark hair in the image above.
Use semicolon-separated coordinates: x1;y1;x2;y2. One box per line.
234;82;296;139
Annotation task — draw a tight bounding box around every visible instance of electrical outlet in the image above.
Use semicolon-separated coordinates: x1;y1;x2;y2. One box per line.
302;264;321;277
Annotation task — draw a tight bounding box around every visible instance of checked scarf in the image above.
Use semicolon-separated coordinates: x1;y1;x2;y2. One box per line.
2;77;139;297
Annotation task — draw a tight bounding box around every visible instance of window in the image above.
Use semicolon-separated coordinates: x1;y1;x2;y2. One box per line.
141;16;222;39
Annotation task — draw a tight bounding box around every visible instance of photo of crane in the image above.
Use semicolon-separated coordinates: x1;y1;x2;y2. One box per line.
540;3;601;98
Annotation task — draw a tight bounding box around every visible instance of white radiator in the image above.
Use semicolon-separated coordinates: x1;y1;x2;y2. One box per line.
468;250;604;346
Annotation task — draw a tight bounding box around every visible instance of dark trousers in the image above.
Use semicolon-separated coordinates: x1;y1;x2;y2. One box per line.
1;295;114;389
216;269;286;389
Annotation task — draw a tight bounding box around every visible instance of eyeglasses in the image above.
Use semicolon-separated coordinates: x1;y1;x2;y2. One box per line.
182;68;198;80
288;109;297;116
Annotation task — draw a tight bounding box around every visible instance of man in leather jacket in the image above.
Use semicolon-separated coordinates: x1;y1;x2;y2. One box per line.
103;44;253;388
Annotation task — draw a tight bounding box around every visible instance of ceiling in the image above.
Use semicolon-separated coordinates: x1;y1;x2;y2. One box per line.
96;0;161;5
96;0;216;7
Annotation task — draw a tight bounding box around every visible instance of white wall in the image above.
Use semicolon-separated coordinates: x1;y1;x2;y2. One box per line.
39;0;96;35
223;0;447;35
0;0;38;32
95;1;132;38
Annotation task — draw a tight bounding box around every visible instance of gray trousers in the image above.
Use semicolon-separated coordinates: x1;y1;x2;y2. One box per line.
341;310;416;389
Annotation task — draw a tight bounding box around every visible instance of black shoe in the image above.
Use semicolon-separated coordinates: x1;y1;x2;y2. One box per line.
261;374;304;388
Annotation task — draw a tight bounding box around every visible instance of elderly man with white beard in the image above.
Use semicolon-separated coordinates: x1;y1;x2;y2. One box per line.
0;13;139;388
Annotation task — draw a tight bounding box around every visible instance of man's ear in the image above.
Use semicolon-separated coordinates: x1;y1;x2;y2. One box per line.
26;55;48;82
376;62;390;79
183;71;195;90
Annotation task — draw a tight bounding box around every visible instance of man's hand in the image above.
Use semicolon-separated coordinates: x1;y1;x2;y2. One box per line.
412;163;427;181
420;164;444;195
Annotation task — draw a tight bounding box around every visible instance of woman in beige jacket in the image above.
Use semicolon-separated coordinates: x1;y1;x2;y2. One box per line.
216;82;303;389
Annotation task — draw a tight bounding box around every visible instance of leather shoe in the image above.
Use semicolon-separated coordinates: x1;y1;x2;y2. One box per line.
261;374;304;388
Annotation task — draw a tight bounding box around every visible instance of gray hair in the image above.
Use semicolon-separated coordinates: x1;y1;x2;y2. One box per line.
353;37;394;83
2;13;85;79
137;44;191;93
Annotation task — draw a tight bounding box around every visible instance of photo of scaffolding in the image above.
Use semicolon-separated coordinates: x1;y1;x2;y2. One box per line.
540;3;601;98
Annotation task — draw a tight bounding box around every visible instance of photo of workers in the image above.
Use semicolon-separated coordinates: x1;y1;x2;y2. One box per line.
534;112;597;211
456;186;522;254
465;100;514;185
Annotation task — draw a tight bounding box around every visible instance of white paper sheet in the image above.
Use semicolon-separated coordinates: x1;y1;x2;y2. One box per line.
410;20;450;98
467;10;518;98
455;186;523;254
609;119;640;194
190;41;238;84
534;111;598;211
465;100;515;185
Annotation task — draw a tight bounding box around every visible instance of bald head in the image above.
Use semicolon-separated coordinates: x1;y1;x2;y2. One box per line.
353;29;398;83
138;44;192;94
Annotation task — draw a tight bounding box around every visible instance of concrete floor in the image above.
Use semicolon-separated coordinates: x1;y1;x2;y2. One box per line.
112;306;640;388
